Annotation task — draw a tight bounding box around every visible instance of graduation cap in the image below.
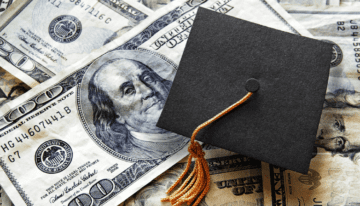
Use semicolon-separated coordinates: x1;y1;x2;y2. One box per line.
159;7;333;206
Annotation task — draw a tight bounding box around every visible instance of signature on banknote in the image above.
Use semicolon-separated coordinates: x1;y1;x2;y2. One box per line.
124;152;264;206
0;0;315;205
0;49;191;206
0;0;151;84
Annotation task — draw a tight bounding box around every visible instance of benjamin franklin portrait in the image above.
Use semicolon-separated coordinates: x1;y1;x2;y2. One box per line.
79;50;188;161
313;89;360;164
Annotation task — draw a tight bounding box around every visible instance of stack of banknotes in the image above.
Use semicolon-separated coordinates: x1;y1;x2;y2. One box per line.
0;0;359;205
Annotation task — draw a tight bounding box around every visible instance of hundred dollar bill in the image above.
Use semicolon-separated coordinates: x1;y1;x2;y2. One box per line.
124;148;263;206
127;0;312;65
262;4;360;206
0;0;160;114
0;0;314;205
280;1;360;115
0;68;20;206
262;105;360;205
277;1;360;95
280;3;360;33
0;0;154;84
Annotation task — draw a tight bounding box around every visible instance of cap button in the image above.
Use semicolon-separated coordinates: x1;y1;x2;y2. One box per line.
245;78;260;92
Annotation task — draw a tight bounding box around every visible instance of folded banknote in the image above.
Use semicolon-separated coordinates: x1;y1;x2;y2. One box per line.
262;2;360;206
0;0;154;84
124;148;264;206
0;0;315;205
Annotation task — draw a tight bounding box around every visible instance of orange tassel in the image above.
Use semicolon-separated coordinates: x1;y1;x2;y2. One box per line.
161;92;253;206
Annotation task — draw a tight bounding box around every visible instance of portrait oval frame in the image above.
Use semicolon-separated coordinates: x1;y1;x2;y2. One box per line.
77;49;187;162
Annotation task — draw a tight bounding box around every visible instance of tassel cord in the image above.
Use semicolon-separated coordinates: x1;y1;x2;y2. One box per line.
162;92;253;206
190;92;253;145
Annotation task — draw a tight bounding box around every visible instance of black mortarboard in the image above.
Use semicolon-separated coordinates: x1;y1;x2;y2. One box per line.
157;7;333;174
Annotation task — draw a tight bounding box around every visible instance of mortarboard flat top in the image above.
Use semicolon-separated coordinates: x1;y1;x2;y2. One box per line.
157;7;333;174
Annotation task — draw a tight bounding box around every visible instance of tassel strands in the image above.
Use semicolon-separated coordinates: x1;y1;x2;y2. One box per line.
162;92;253;206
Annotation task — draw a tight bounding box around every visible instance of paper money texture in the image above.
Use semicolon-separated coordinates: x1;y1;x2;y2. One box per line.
0;0;314;205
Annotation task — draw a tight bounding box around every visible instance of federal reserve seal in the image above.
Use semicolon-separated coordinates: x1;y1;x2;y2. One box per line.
35;139;73;174
49;15;82;43
322;40;343;67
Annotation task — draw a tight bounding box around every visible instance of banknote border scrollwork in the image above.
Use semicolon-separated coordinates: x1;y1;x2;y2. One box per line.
0;158;33;206
98;159;166;205
137;48;178;69
66;159;167;205
269;164;286;206
99;0;148;22
0;37;53;83
0;0;303;204
0;6;184;135
207;154;261;175
115;8;183;50
259;0;300;35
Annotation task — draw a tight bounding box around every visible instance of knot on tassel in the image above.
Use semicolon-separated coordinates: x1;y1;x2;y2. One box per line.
162;92;253;206
188;141;205;158
161;141;210;206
